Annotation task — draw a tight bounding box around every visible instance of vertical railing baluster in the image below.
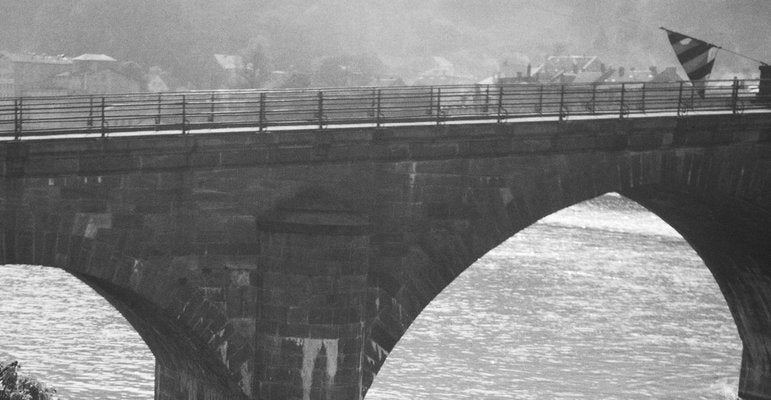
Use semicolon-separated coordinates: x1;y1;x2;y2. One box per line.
690;82;696;111
732;77;739;114
590;83;597;114
100;97;106;137
436;87;442;125
484;85;490;113
181;95;187;135
428;87;434;116
641;83;646;113
677;81;684;116
619;83;626;119
259;92;266;132
156;93;162;128
537;84;544;115
14;98;21;140
559;84;565;122
209;92;215;123
497;86;504;123
88;95;94;128
317;91;324;129
376;89;382;128
370;88;377;118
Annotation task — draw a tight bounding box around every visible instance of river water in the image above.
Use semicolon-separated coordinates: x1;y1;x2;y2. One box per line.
0;194;742;399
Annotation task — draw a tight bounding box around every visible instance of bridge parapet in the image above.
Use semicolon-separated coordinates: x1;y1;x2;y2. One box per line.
0;79;768;140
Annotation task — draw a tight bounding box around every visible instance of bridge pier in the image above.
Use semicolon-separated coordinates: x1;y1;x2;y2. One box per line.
624;187;771;400
253;188;370;400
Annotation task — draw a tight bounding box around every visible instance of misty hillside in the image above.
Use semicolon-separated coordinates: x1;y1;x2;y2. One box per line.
1;0;769;88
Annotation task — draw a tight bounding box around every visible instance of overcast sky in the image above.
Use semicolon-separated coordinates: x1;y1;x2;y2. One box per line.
1;1;768;84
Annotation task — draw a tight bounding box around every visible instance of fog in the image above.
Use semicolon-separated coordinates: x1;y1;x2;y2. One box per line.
1;0;769;88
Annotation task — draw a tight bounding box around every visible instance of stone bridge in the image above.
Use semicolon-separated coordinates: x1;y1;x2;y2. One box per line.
1;111;770;400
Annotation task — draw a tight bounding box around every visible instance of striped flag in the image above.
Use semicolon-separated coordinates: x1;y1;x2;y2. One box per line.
664;29;718;97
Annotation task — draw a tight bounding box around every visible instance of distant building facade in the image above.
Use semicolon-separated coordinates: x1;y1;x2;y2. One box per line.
52;68;142;94
0;51;73;97
1;52;146;97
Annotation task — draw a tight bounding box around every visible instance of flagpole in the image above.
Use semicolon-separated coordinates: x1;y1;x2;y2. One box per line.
714;47;769;67
660;27;769;66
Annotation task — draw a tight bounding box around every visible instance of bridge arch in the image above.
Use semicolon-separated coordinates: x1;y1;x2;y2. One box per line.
364;193;742;398
0;177;254;399
363;145;771;400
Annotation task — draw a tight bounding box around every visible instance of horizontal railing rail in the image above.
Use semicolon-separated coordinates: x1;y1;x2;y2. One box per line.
0;79;768;139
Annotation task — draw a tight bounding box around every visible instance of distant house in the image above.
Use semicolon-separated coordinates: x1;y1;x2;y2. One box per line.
52;67;142;95
532;55;606;83
571;69;617;84
47;53;141;94
649;67;684;83
493;53;534;84
0;51;73;97
602;66;684;84
73;53;118;72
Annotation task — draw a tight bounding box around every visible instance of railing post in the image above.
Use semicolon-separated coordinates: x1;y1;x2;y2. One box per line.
317;90;323;129
209;93;215;123
156;93;162;128
88;95;94;128
590;83;597;113
677;81;685;116
13;98;21;140
559;84;566;121
428;86;434;116
376;89;382;128
484;85;490;113
259;92;266;132
690;81;696;110
181;95;187;135
370;88;376;118
497;86;504;123
619;83;626;119
537;84;544;115
436;87;442;125
641;83;646;113
732;77;740;114
100;97;106;137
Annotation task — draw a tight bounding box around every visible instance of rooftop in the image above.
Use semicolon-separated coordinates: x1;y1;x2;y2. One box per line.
73;54;117;62
1;51;72;64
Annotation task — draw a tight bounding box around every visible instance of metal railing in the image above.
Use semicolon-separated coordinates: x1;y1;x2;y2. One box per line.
0;79;768;139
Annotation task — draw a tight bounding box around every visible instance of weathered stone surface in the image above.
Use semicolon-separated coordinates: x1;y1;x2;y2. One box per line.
0;113;770;399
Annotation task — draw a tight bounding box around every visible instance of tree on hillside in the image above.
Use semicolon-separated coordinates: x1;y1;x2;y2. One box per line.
0;361;56;400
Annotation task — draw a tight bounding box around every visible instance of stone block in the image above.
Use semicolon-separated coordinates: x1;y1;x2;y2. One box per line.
286;307;309;325
23;157;80;177
137;154;188;171
309;324;339;339
79;154;139;174
308;308;336;325
188;151;221;168
277;323;310;338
